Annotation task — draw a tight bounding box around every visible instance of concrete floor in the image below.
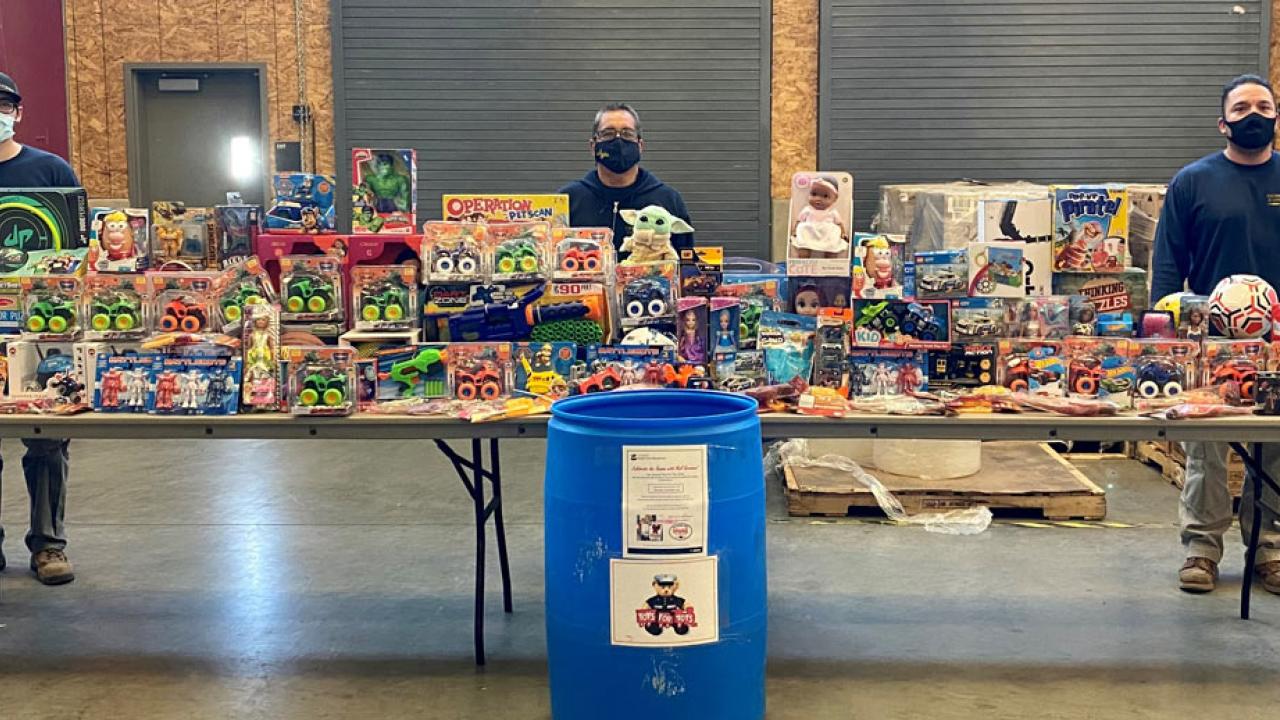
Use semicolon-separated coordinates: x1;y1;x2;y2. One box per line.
0;439;1278;720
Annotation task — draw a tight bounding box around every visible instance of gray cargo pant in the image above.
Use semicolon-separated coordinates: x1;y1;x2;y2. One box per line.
1181;441;1280;564
0;439;70;554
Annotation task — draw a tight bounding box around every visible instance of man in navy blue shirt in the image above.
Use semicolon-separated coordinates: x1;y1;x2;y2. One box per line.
0;72;78;585
557;104;694;258
1152;74;1280;595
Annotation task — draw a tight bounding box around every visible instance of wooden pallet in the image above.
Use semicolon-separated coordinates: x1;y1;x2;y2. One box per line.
783;442;1107;520
1131;440;1244;497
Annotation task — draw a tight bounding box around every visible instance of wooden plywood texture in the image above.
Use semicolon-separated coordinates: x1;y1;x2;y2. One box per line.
63;0;335;198
771;0;818;199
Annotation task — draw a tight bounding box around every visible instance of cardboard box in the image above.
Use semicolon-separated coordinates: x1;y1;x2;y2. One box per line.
0;188;90;274
888;182;1049;251
1053;269;1149;315
1051;185;1129;273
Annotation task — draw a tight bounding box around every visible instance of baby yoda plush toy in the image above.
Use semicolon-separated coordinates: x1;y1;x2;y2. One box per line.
619;205;694;263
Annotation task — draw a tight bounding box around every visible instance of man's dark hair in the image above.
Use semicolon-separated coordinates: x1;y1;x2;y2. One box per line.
592;103;642;137
1222;74;1274;114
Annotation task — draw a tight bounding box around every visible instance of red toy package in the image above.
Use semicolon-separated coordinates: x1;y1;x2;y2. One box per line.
1063;337;1136;404
552;227;614;282
996;339;1066;395
448;343;512;402
148;272;219;335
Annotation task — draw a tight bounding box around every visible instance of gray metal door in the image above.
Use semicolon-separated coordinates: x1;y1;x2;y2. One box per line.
331;0;771;256
820;0;1271;228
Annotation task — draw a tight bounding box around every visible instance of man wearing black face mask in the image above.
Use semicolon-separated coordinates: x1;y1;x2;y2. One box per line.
558;103;694;257
1152;74;1280;596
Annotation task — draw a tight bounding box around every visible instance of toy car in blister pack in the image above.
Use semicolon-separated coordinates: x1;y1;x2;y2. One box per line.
151;201;212;269
1131;339;1199;406
214;205;261;266
447;342;511;402
423;221;487;282
1203;339;1268;405
351;264;418;331
758;311;816;385
679;246;723;297
847;348;928;398
88;207;149;273
374;344;449;402
552;227;614;281
852;233;906;299
790;277;850;317
811;308;852;396
149;272;218;334
1010;296;1070;339
853;300;950;349
488;221;550;281
266;173;336;234
82;273;148;341
6;341;82;404
997;339;1065;394
1064;337;1136;402
20;276;82;340
216;256;276;329
966;242;1025;298
913;249;968;300
716;349;766;392
616;261;677;329
951;298;1007;342
352;148;417;234
930;343;997;389
1052;185;1128;273
151;355;243;416
286;346;356;415
714;280;782;350
676;297;709;364
786;171;854;277
279;255;344;323
512;342;574;399
242;302;281;411
93;352;157;413
709;297;740;357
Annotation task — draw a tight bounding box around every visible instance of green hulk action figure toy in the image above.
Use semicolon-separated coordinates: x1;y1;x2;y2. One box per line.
358;152;410;215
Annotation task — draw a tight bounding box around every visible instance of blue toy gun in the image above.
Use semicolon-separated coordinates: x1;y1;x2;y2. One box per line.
447;285;600;342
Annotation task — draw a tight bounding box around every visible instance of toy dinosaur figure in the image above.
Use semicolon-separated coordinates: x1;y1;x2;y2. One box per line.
619;205;693;263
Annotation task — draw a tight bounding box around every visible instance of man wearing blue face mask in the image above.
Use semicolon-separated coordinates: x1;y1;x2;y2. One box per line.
0;71;79;586
1152;73;1280;596
558;103;694;257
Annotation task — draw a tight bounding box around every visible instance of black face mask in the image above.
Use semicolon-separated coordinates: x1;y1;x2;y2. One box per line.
1226;112;1277;151
593;137;641;174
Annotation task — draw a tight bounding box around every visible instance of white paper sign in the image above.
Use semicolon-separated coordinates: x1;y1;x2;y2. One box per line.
610;556;719;647
622;445;708;557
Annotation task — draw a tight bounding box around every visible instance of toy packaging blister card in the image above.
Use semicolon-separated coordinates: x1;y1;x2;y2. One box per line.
676;297;709;365
847;348;928;398
1178;295;1210;342
616;261;677;330
88;207;149;273
93;352;157;413
266;173;336;234
21;276;82;340
714;280;782;350
758;311;816;385
279;255;345;323
214;205;262;266
352;148;417;234
448;342;511;402
930;343;997;389
150;202;213;269
997;339;1066;395
6;341;82;404
78;341;145;402
1010;296;1070;339
351;264;418;332
966;242;1025;298
151;355;243;416
512;342;574;399
83;273;149;341
552;227;614;281
374;344;450;403
786;171;854;277
790;277;850;317
679;246;723;297
1052;185;1129;273
423;221;487;283
216;256;276;330
811;308;852;397
576;346;678;392
853;300;951;349
242;302;281;411
1131;339;1199;408
709;297;741;357
1069;295;1098;336
531;282;609;346
851;233;906;299
149;272;219;335
716;349;766;392
488;221;550;282
1203;340;1268;406
1064;337;1136;404
951;298;1007;342
913;250;969;300
287;346;356;415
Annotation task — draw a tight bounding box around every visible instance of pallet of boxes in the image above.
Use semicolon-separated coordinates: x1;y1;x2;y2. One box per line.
1131;441;1246;499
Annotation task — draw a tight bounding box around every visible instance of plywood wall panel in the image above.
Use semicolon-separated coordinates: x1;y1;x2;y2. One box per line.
771;0;818;199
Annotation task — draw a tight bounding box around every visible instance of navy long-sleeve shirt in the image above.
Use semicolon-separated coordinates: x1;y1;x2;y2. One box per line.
0;145;79;187
557;168;694;257
1151;151;1280;301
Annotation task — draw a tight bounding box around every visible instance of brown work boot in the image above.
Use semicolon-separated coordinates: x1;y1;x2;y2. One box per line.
1179;557;1218;593
30;548;74;586
1256;561;1280;595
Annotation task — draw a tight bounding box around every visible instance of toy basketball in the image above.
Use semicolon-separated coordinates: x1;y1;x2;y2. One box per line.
1209;274;1277;339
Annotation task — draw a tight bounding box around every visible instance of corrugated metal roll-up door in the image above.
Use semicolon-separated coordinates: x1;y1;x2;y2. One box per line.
332;0;772;256
819;0;1270;229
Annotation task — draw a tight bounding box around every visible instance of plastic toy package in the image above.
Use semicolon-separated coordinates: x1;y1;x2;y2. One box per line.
149;272;219;335
758;311;816;385
423;221;487;283
1052;185;1129;273
151;201;213;269
82;273;149;341
951;298;1007;342
851;233;906;300
913;250;969;300
786;171;854;277
997;339;1066;395
287;346;356;416
552;227;614;281
6;341;82;404
1010;296;1070;339
447;343;511;402
1068;295;1098;336
966;242;1025;299
21;276;82;340
716;349;766;392
88;207;149;273
679;246;723;297
215;256;276;330
531;282;608;345
512;342;574;399
373;344;449;403
790;277;851;316
1131;339;1199;408
709;297;741;357
352;148;417;234
78;341;145;402
351;264;418;332
1063;337;1136;405
279;255;345;323
446;282;600;344
93;352;156;413
847;348;928;398
1203;339;1268;406
676;297;709;364
1137;310;1177;340
488;221;550;282
214;205;262;266
151;355;243;416
266;173;336;234
242;302;281;411
930;343;997;389
853;299;951;350
576;346;680;392
811;308;852;397
616;261;677;330
714;280;783;350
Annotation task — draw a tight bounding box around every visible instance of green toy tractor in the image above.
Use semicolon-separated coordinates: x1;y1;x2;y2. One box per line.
26;295;77;334
495;238;541;275
220;282;266;323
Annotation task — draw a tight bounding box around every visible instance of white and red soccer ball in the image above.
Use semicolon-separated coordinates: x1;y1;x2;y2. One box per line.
1209;274;1278;339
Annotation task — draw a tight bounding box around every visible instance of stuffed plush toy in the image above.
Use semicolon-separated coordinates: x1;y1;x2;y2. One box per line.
619;205;694;263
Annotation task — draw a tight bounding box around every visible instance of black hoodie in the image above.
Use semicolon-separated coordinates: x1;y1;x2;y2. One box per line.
558;168;695;257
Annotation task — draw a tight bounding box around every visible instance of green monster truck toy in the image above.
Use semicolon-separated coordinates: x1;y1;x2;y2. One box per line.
285;274;335;314
26;294;77;334
89;293;142;332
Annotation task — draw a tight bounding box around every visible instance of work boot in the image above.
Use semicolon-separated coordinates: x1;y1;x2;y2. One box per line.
30;548;74;586
1179;557;1218;593
1256;561;1280;595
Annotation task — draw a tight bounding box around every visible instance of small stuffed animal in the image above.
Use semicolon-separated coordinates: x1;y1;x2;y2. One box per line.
619;205;693;264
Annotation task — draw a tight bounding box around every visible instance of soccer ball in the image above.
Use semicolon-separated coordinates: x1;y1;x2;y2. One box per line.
1209;274;1278;339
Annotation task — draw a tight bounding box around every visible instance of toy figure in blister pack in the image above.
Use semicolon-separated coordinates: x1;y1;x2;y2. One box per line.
1070;297;1098;336
847;349;928;398
153;371;178;411
243;304;280;409
677;298;708;364
1013;296;1070;339
178;370;207;412
151;201;212;268
711;300;740;353
514;342;572;398
618;205;692;264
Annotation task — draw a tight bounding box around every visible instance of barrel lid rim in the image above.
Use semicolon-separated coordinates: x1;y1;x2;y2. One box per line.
551;389;759;427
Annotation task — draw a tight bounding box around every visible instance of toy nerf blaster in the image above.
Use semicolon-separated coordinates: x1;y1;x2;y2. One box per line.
447;285;601;342
389;347;444;397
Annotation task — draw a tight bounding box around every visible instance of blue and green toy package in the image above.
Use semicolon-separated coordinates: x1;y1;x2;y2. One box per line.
709;297;740;356
847;348;928;398
574;345;675;392
93;352;159;413
512;341;576;398
374;344;449;402
150;355;243;415
266;173;336;233
714;280;782;350
758;311;816;385
853;299;950;349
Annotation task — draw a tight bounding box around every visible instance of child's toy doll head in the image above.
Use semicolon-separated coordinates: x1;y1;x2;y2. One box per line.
683;310;698;333
808;176;839;210
718;310;731;330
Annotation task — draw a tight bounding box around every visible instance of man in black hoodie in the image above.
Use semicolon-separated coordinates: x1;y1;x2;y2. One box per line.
558;104;694;257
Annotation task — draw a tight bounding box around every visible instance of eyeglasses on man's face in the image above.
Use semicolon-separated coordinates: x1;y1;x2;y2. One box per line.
0;101;18;116
594;128;639;142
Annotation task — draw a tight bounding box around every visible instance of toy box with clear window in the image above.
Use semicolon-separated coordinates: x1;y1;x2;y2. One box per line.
709;297;741;356
21;276;82;340
351;264;418;332
997;339;1066;394
214;205;262;266
423;221;487;283
790;277;850;317
1203;339;1268;405
786;171;854;277
148;272;219;335
443;194;570;226
78;341;146;402
812;308;852;396
847;348;928;398
679;246;723;297
930;343;997;389
616;261;677;330
715;349;766;392
216;256;276;331
852;300;950;350
552;227;614;281
530;281;608;345
445;282;595;343
279;255;345;324
265;173;336;234
488;222;550;282
352;148;416;234
88;207;148;273
447;342;511;402
286;346;355;415
83;273;148;341
1052;185;1129;272
1064;337;1136;403
758;311;816;385
6;341;82;403
575;346;678;393
852;233;906;300
714;280;782;350
1069;295;1098;336
372;344;449;404
151;354;242;416
242;302;281;411
150;202;213;269
675;297;709;365
951;298;1007;342
0;188;90;276
1132;339;1199;407
512;342;574;398
966;242;1025;298
1009;296;1071;339
93;351;157;413
913;249;968;300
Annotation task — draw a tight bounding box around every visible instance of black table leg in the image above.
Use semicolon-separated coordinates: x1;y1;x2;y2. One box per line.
490;438;514;614
1228;442;1279;620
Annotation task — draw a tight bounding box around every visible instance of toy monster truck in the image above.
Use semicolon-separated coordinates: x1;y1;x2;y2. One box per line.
26;295;77;333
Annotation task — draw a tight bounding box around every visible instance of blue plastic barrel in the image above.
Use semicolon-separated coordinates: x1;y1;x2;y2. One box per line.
545;390;766;720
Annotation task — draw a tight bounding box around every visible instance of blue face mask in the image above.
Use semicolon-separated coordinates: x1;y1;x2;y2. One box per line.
593;137;641;174
0;114;14;143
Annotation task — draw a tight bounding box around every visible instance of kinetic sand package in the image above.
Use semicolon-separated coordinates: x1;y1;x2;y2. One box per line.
1052;185;1129;273
786;172;854;277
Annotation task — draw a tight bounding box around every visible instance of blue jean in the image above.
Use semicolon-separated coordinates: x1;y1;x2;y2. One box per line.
0;439;70;553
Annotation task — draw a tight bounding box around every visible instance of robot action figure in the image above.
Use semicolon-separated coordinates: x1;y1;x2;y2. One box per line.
154;372;179;411
124;367;149;409
178;370;208;412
